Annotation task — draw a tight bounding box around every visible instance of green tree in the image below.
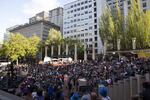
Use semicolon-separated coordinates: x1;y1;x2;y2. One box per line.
99;5;115;48
3;33;27;65
126;0;150;49
45;28;62;45
26;35;40;58
113;0;125;50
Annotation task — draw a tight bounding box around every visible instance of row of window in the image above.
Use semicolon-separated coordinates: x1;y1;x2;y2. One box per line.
69;0;93;9
65;10;93;20
64;12;97;25
67;4;95;14
64;25;97;34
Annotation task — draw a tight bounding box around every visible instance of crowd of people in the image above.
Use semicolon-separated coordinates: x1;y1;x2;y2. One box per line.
0;55;150;100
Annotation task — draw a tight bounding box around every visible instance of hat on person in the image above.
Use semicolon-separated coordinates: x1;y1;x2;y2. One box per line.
98;86;108;97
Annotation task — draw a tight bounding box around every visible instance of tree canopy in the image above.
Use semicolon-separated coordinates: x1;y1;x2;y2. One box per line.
99;0;150;50
2;33;40;63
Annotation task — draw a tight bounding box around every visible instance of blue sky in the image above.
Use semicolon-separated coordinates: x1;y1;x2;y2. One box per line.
0;0;73;42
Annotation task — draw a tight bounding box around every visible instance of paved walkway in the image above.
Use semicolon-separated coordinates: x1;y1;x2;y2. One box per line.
0;90;24;100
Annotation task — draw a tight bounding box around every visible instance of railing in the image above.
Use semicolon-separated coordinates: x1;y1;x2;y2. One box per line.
107;73;150;100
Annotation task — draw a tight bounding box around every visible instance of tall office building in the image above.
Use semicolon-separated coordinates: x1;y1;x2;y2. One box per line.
63;0;106;54
49;7;63;33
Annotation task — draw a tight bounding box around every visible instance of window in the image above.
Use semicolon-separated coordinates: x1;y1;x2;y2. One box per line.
143;3;147;7
85;39;88;42
85;1;88;3
94;8;97;12
74;9;77;12
89;38;93;41
74;24;77;27
85;6;88;9
95;43;97;47
94;2;96;6
128;1;131;5
95;37;97;41
94;25;97;29
74;14;76;17
81;7;84;10
94;19;97;23
95;31;97;35
94;13;97;17
95;49;98;53
81;2;84;5
89;5;92;8
77;19;80;21
89;11;92;13
85;11;88;14
77;8;80;11
74;19;76;22
74;4;77;7
71;5;73;8
85;23;88;25
89;15;92;19
89;26;93;30
77;3;80;6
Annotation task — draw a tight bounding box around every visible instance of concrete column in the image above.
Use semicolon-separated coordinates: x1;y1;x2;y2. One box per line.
117;38;121;51
132;38;136;50
84;43;87;61
58;45;61;56
104;40;107;55
51;45;54;57
74;44;77;61
66;44;68;56
92;42;95;60
45;46;48;57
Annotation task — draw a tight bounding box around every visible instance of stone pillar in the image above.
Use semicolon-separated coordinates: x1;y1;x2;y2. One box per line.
104;40;107;55
84;43;87;61
66;44;69;56
132;38;136;50
92;42;95;60
117;38;121;51
45;46;48;57
51;45;54;57
58;45;61;56
74;44;77;61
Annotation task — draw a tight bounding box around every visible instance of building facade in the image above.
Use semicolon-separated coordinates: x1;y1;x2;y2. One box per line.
49;7;63;33
29;11;49;23
8;20;60;41
105;0;150;17
63;0;106;54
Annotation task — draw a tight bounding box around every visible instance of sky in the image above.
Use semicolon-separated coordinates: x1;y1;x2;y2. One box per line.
0;0;74;42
